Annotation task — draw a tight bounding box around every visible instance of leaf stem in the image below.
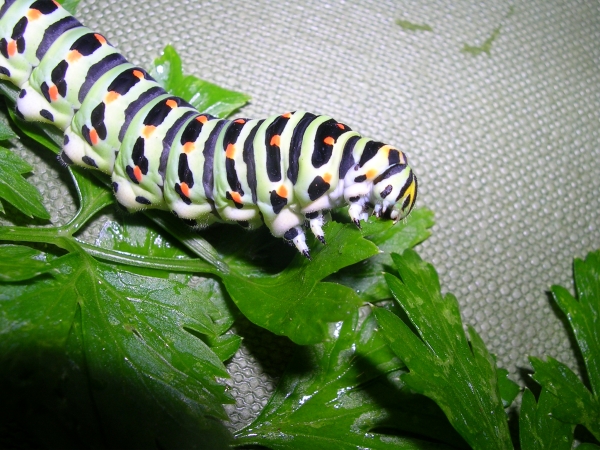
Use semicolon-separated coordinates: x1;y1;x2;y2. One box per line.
76;240;218;274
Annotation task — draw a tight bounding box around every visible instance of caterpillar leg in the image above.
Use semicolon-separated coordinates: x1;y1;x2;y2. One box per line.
283;226;310;260
348;196;370;228
306;211;326;244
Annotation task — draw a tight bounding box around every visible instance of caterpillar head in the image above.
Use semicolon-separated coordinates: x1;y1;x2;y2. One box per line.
371;163;418;221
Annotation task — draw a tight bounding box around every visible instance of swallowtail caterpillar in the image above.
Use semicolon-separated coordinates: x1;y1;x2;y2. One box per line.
0;0;418;259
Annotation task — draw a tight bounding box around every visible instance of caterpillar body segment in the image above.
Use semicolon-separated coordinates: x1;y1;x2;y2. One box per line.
0;0;77;86
0;0;418;258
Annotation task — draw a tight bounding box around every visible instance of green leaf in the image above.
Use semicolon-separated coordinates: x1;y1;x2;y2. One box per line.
151;45;250;118
526;250;600;441
519;388;574;450
235;307;465;449
55;0;81;15
0;248;234;448
373;250;512;450
551;250;600;396
0;114;17;140
497;368;520;407
0;146;50;219
221;221;379;345
530;356;600;440
0;244;59;282
328;207;434;301
94;218;195;281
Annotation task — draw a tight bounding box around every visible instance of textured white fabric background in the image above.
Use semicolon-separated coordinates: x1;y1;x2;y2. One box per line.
9;0;600;430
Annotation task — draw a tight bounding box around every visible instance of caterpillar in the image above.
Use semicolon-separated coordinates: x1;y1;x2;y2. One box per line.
0;0;417;259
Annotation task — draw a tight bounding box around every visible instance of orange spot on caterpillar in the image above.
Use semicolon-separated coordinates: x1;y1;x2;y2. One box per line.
336;123;345;129
67;50;82;62
27;9;42;20
142;125;156;138
6;40;16;57
323;136;335;146
323;172;332;183
366;169;377;179
48;85;59;101
197;115;208;124
179;182;190;197
282;112;292;118
270;135;281;147
89;128;99;145
105;91;119;103
94;34;107;45
52;0;60;7
277;185;288;198
226;143;235;159
230;191;242;204
183;142;195;154
132;70;144;79
234;119;246;124
133;166;142;182
166;99;178;109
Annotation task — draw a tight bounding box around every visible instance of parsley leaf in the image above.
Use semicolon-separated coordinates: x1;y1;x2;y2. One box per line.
151;45;251;118
0;248;234;448
235;307;465;449
529;250;600;440
373;250;514;450
519;388;574;449
0;244;60;282
0;147;50;219
327;207;434;301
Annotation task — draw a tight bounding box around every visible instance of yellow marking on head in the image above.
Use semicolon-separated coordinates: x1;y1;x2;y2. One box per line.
105;91;119;103
323;136;335;146
226;143;235;159
323;173;332;183
142;125;156;138
183;142;195;154
67;50;82;62
405;180;417;200
380;145;392;157
27;9;42;20
270;134;281;147
277;185;288;198
366;168;377;179
166;99;178;109
398;151;406;164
